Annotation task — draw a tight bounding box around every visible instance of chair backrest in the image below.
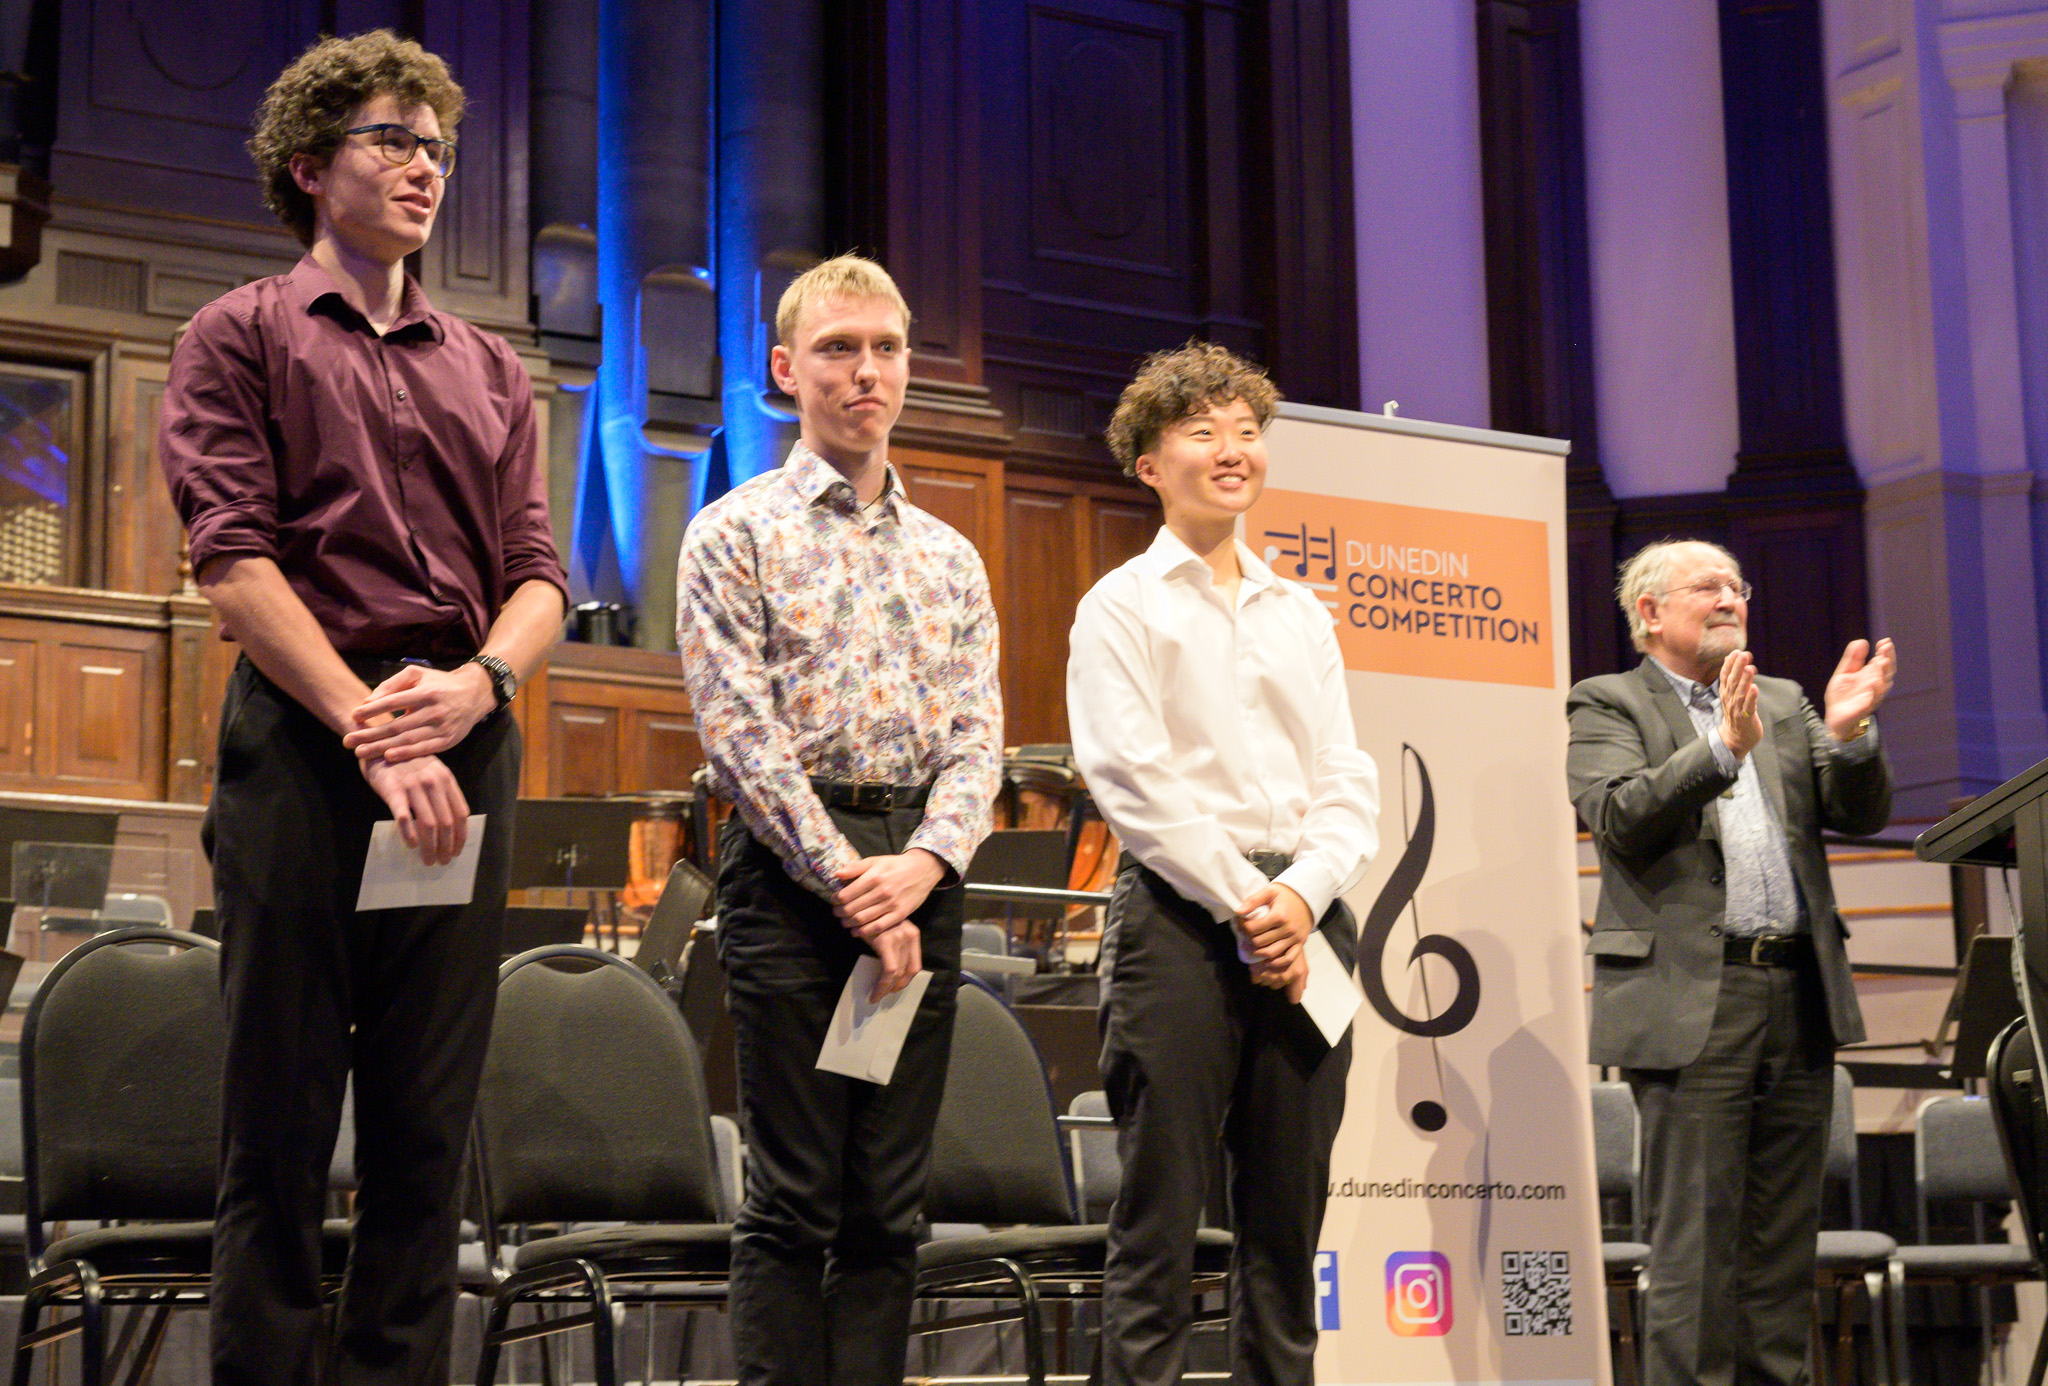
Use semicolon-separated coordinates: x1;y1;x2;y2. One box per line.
962;922;1008;957
1588;1080;1641;1233
1066;1089;1119;1221
925;980;1075;1226
1826;1063;1862;1226
1986;1016;2048;1264
1916;1095;2012;1210
19;928;223;1253
475;946;722;1226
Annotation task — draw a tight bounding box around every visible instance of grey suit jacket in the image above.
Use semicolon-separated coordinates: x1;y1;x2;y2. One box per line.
1565;656;1893;1070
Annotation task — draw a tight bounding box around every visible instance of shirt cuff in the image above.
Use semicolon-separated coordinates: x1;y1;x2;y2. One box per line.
1707;730;1740;776
1831;720;1881;762
1273;861;1338;926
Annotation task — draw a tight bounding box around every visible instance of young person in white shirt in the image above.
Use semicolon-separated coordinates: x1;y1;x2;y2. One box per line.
1067;342;1381;1386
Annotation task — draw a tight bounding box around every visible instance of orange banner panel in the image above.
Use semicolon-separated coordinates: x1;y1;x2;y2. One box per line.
1246;489;1554;689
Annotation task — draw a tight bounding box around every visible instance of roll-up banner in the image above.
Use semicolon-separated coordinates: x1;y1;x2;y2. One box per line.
1245;404;1606;1386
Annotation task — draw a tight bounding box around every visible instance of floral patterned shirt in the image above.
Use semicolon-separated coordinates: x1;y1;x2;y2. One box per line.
677;442;1004;894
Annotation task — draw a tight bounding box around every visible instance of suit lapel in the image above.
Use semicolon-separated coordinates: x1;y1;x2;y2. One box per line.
1754;684;1791;827
1636;658;1722;840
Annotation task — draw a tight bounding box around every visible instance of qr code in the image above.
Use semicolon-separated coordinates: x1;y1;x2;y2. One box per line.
1501;1250;1571;1335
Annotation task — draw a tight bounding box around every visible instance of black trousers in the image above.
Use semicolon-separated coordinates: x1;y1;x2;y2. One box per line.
1626;955;1835;1386
715;809;964;1386
206;659;518;1386
1096;861;1354;1386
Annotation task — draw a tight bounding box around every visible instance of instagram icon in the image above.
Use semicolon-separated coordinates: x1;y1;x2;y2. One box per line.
1385;1252;1453;1336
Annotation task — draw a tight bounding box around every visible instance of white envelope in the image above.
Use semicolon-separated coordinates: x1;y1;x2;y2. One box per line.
1299;929;1363;1046
816;957;933;1085
355;815;486;911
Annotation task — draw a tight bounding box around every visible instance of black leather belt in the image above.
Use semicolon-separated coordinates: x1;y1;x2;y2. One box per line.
1246;850;1293;878
809;777;931;812
1722;934;1810;967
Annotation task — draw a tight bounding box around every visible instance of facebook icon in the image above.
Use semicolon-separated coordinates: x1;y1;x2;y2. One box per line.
1315;1251;1340;1330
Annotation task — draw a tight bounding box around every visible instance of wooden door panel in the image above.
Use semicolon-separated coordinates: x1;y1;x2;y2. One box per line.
49;636;157;796
548;702;620;798
1002;486;1083;745
0;637;37;779
623;705;702;793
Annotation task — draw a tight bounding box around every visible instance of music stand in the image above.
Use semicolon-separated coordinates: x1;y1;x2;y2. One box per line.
501;905;592;957
1919;757;2048;1081
633;859;713;989
509;798;639;890
1933;934;2023;1080
967;829;1072;958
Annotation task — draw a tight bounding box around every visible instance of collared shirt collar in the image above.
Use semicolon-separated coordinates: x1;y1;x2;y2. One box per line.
787;440;901;516
282;254;444;341
1650;655;1717;710
1141;525;1279;600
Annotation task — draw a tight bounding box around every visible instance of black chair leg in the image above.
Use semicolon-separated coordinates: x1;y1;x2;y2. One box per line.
10;1283;44;1386
475;1290;516;1385
586;1269;618;1386
77;1267;106;1386
2029;1312;2048;1386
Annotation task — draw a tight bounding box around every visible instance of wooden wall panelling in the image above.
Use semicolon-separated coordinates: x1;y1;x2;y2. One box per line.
48;627;157;795
419;0;534;338
512;661;552;798
894;447;1007;605
1475;0;1618;681
107;349;184;596
623;704;701;792
162;596;213;804
1258;0;1360;408
1002;483;1084;745
1088;491;1156;583
51;0;322;224
548;699;621;798
0;636;37;779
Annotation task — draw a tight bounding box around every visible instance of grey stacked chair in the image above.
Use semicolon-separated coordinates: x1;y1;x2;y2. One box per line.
10;928;349;1386
1894;1094;2042;1381
1589;1080;1649;1386
1812;1064;1904;1386
914;980;1231;1386
471;945;730;1386
1060;1090;1119;1223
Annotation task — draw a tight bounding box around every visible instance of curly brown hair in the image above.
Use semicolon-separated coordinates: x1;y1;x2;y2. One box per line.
247;30;465;246
1105;340;1282;477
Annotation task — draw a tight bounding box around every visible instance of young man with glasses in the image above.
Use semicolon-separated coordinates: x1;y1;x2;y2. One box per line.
159;31;566;1384
676;254;1002;1386
1566;539;1895;1386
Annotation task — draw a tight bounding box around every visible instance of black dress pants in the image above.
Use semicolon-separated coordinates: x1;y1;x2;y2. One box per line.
1096;861;1354;1386
1626;954;1835;1386
715;808;964;1386
206;658;518;1386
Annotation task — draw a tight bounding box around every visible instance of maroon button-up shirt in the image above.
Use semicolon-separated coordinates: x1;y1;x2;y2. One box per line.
160;256;567;660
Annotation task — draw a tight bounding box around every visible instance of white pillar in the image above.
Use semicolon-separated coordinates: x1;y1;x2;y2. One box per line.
1349;0;1492;430
1579;0;1742;498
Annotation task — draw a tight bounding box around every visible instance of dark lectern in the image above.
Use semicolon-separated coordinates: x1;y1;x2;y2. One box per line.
1918;756;2048;1363
1917;758;2048;1041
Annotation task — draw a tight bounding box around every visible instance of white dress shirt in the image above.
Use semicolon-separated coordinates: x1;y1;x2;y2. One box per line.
1067;526;1381;926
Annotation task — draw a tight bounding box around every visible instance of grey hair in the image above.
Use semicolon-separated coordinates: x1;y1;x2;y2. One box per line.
1617;539;1741;652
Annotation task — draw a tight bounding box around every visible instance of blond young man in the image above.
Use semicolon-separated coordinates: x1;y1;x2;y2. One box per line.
676;255;1003;1386
1067;342;1379;1386
160;31;565;1385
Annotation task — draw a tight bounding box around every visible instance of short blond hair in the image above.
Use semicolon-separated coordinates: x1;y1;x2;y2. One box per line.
1106;340;1282;477
775;254;912;348
1617;539;1742;652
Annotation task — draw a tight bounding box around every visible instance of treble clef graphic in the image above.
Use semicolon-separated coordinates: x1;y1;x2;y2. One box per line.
1360;745;1480;1130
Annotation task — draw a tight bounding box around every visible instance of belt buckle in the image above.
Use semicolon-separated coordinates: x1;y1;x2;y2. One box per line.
853;782;890;811
1748;936;1768;966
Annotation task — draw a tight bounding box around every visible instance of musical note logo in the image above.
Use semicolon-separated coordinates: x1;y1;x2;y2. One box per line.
1359;745;1480;1132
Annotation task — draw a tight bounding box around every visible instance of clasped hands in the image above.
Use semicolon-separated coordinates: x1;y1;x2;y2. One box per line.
1238;881;1314;1004
342;663;499;867
1716;637;1896;762
834;848;946;1002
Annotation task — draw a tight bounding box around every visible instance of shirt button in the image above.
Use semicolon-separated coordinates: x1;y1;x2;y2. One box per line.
395;389;408;401
1709;925;1723;936
1709;870;1725;886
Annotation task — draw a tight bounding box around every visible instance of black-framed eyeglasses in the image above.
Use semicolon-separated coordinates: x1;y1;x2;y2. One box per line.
1661;579;1754;603
343;123;457;178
